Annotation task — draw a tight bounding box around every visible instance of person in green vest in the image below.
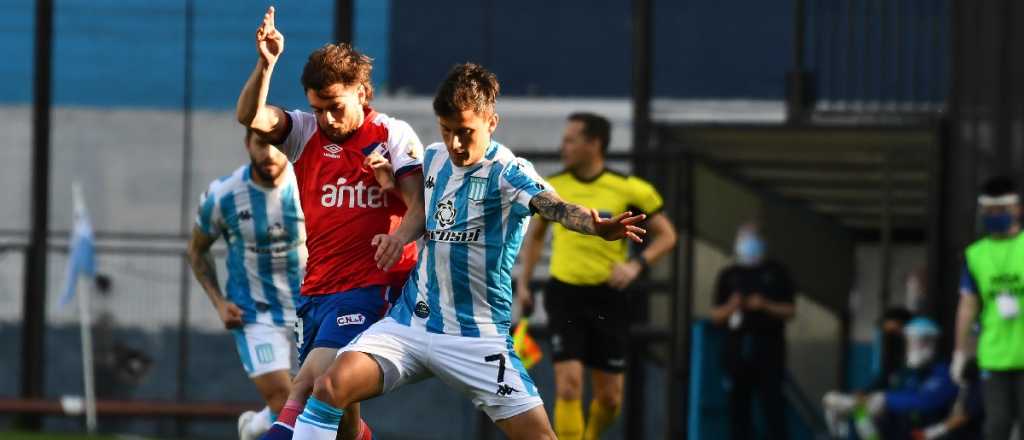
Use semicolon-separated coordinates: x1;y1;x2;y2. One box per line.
953;175;1024;440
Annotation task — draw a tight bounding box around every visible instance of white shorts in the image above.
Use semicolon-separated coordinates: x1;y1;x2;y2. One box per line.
340;317;544;421
232;322;298;378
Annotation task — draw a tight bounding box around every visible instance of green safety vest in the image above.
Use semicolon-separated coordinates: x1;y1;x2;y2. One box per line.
965;232;1024;370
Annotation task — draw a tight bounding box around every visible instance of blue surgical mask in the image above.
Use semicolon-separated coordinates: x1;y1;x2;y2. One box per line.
983;212;1015;234
736;236;764;266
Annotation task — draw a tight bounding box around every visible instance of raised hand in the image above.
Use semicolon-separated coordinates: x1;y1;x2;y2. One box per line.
255;6;284;65
593;210;646;243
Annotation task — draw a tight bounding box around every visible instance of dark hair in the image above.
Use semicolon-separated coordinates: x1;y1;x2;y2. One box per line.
301;43;374;102
981;175;1017;197
567;112;611;154
433;63;499;117
244;128;256;146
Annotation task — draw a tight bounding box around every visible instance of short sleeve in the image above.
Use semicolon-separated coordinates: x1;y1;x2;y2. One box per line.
278;110;319;162
385;119;424;178
960;263;978;295
627;177;664;215
500;158;550;213
194;183;223;238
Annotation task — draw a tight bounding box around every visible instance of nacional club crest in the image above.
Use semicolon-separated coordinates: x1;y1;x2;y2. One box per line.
467;176;488;202
434;200;457;228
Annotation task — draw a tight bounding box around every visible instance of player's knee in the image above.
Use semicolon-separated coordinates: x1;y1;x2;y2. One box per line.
312;371;352;408
595;388;622;410
555;375;583;400
594;380;623;409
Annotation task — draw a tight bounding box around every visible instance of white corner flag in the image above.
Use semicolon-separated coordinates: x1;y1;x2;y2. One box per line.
59;182;99;433
59;182;96;307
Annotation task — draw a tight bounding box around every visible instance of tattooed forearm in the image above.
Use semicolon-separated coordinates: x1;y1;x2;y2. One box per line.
187;229;225;304
530;192;596;234
190;251;221;295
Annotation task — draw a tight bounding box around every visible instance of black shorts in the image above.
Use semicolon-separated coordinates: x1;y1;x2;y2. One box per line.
543;277;630;372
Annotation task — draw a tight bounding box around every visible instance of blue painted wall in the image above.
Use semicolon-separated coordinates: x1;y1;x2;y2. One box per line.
1;0;947;108
2;0;338;109
388;0;795;98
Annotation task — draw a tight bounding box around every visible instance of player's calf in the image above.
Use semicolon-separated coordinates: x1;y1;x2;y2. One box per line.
585;371;624;440
496;406;558;440
293;352;384;440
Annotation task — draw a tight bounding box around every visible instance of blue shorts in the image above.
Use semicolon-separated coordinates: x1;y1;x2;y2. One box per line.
295;285;398;365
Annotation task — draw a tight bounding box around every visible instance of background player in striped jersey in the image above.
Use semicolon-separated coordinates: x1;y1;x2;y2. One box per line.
237;7;425;440
188;130;305;440
290;64;647;440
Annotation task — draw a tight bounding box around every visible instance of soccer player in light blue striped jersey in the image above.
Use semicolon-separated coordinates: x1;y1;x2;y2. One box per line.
188;130;305;440
291;64;647;440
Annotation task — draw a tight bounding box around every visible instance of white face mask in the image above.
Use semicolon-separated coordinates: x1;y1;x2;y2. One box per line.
906;345;935;369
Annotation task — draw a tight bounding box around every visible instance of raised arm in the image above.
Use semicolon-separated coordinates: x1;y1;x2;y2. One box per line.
528;191;646;243
236;6;289;142
186;226;242;329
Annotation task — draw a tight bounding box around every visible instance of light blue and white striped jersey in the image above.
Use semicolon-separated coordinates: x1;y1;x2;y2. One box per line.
391;141;549;337
195;163;306;326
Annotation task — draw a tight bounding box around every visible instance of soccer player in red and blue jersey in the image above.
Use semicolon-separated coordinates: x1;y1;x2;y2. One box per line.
236;7;425;440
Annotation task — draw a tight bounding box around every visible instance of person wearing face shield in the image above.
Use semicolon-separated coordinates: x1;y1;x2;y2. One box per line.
823;318;959;439
710;222;796;440
954;176;1024;440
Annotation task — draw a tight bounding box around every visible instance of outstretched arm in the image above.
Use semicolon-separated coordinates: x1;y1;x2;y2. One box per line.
236;6;289;142
528;191;646;243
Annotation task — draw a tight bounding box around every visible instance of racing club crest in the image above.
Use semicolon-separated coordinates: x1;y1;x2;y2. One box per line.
468;176;487;202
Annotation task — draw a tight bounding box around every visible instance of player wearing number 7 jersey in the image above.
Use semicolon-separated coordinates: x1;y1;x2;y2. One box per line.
237;6;425;440
290;64;648;440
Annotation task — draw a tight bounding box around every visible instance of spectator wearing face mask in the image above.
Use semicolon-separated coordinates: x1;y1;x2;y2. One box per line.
823;317;959;439
954;175;1024;440
710;222;797;440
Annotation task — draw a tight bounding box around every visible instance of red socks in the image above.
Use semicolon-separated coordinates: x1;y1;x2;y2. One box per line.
278;399;305;428
357;419;374;440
